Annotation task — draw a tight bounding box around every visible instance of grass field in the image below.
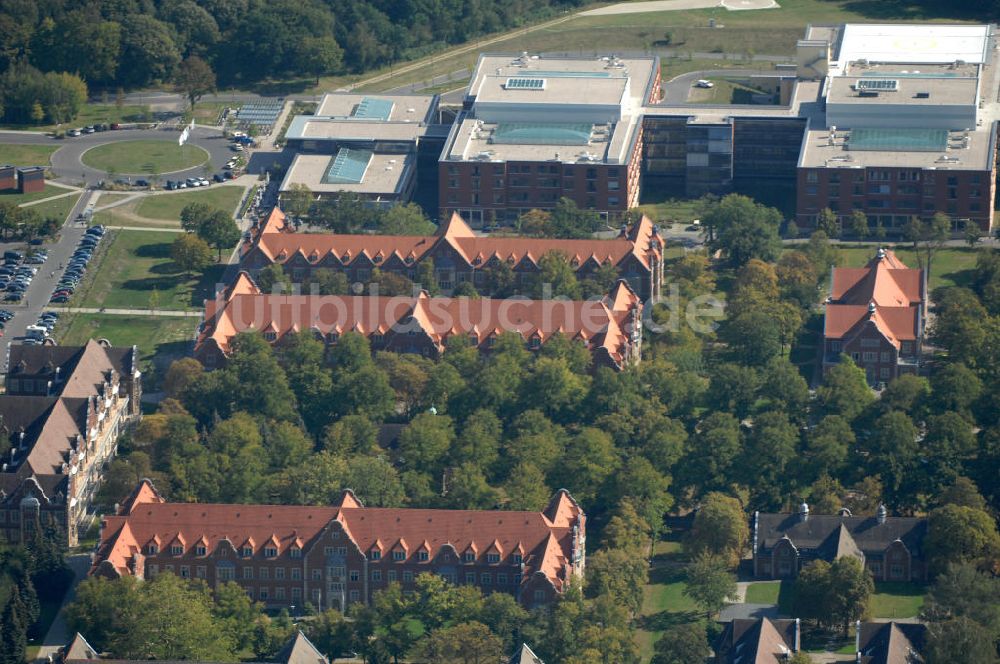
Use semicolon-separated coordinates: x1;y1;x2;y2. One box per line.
346;0;977;94
687;77;772;104
72;229;226;310
136;186;245;221
56;313;196;377
1;103;151;132
0;184;67;207
81;140;209;175
831;244;982;291
638;198;703;224
871;582;925;619
0;143;59;167
95;193;136;208
25;193;81;222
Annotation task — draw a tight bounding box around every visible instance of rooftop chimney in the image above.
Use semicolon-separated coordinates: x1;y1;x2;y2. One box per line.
877;503;887;525
798;501;809;522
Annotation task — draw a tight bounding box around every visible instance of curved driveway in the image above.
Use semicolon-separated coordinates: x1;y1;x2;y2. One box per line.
0;126;233;186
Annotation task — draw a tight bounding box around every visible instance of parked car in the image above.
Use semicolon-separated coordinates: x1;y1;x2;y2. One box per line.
695;79;714;88
67;129;81;137
136;179;149;187
165;180;176;190
213;173;225;183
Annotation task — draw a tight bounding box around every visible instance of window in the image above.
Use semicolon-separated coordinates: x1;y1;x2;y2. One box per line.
170;545;183;556
195;545;206;556
370;550;381;561
291;588;301;601
259;588;269;600
312;569;322;581
481;573;492;584
487;553;500;564
331;531;341;540
533;590;545;603
275;587;285;600
291;568;301;581
349;590;360;602
372;570;382;581
403;571;414;582
259;567;269;580
217;566;234;580
196;566;206;579
333;566;345;579
463;552;475;563
274;567;285;580
393;550;405;561
350;570;360;582
890;564;904;579
147;544;159;555
831;341;841;353
388;570;397;582
880;368;891;379
418;551;429;562
466;572;476;583
806;171;818;183
264;546;277;558
180;565;190;578
242;547;253;557
147;564;158;577
513;554;522;565
244;567;254;579
324;547;335;556
862;352;877;362
290;547;302;559
880;352;890;363
311;589;320;604
901;342;913;355
498;573;508;585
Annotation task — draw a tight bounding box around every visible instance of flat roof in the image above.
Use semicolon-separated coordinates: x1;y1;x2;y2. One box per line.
279;152;415;195
799;126;994;169
835;24;991;65
285;116;427;143
827;74;978;107
316;93;435;122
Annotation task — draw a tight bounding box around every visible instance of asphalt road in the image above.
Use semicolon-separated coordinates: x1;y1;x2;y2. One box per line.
0;126;235;187
2;190;92;370
660;68;780;104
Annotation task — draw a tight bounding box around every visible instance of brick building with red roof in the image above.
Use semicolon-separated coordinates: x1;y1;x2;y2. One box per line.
92;480;586;611
241;207;665;300
194;270;643;370
822;247;926;386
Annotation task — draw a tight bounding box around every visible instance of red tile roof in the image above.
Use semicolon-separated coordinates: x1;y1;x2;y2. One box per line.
196;273;642;367
246;208;663;271
825;248;924;348
92;481;584;594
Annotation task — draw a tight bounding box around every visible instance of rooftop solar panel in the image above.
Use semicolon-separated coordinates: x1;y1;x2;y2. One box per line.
321;148;373;184
505;77;546;90
856;79;899;91
353;97;394;121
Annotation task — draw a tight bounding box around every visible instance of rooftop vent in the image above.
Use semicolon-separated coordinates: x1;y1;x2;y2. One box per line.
915;92;930;99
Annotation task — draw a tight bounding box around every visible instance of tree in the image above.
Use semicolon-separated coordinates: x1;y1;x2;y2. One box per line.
904;212;951;280
410;621;504;664
817;356;874;421
501;462;551;511
174;55;216;109
379;203;435;235
282;184;313;221
925;617;998;664
532;251;581;299
170;233;213;277
294;36;344;84
925;504;1000;575
794;557;872;635
816;207;840;237
199;209;241;260
163;357;204;399
685;492;749;566
585;548;647;617
704;194;783;267
396;412;455;476
724;310;782;365
922;562;1000;636
848;209;869;240
683;553;737;618
118;15;181;87
651;622;709;664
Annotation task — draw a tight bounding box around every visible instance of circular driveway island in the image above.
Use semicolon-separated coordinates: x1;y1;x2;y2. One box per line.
80;140;209;175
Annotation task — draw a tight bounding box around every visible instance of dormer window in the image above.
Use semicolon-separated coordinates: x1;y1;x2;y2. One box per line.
290;547;302;559
370;550;382;561
468;334;478;347
327;332;340;344
241;546;253;557
372;333;384;344
263;331;277;342
264;546;278;558
418;551;429;562
393;550;405;561
463;552;475;563
529;337;541;349
195;545;207;556
147;544;159;555
487;553;500;564
170;545;184;556
514;554;523;564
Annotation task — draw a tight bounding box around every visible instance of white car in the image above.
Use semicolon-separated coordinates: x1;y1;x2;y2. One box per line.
695;79;714;88
197;177;210;186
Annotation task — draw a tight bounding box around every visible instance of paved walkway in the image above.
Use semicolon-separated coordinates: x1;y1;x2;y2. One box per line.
34;554;92;663
48;306;203;317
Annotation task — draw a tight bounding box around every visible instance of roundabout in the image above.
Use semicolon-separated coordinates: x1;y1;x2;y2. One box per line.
80;139;209;175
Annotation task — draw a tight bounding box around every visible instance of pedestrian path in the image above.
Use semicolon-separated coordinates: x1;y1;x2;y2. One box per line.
19;190;81;207
46;306;202;317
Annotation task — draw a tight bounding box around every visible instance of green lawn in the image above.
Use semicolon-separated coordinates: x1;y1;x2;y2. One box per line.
71;229;226;310
687;77;773;104
638;198;703;225
81;140;209;175
56;313;196;380
0;143;58;167
136;186;245;221
744;581;781;604
831;244;983;291
25;193;81;222
95;192;135;208
636;564;702;661
0;103;150;132
0;184;65;207
871;582;925;619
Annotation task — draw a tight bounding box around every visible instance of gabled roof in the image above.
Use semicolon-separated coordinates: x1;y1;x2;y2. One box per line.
273;631;329;664
715;618;798;664
92;482;584;592
857;622;926;664
63;632;99;661
755;513;926;557
509;643;545;664
246;208;662;271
